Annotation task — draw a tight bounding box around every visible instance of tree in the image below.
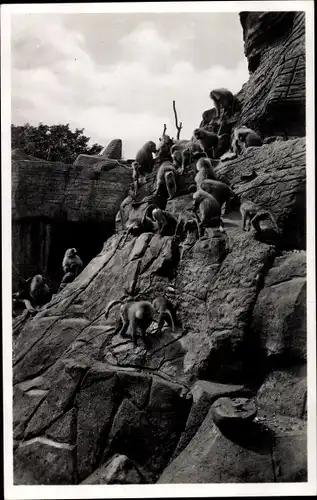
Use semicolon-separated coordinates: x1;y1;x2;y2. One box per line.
11;123;103;164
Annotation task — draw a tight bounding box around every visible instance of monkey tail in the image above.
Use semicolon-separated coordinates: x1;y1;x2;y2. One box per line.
165;309;175;331
105;299;123;318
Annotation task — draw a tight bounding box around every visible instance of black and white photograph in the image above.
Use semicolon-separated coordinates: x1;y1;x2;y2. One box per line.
2;1;316;498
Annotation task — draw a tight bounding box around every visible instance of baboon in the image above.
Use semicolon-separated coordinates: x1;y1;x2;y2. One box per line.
13;274;52;314
152;296;175;334
214;133;231;158
170;139;191;155
132;161;141;195
209;88;235;119
143;204;177;236
174;214;200;243
165;171;177;199
29;274;51;305
171;149;182;168
192;189;224;237
200;108;218;127
104;296;174;345
177;148;192;175
195;157;218;187
240;200;279;233
151;207;178;236
142;204;159;231
193;128;219;159
155;163;177;199
200;179;235;214
105;299;154;345
62;248;83;277
171;141;204;174
157;135;173;161
135;141;157;173
120;205;158;248
232;126;263;155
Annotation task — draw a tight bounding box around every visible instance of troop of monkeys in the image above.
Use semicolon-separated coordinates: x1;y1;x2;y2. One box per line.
13;248;83;315
113;89;279;346
13;88;279;347
127;88;277;242
131;88;263;197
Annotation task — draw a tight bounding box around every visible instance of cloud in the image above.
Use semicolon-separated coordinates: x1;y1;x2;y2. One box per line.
118;22;179;72
11;14;249;158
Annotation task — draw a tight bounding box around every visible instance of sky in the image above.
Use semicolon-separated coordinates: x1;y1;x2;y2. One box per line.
11;12;249;159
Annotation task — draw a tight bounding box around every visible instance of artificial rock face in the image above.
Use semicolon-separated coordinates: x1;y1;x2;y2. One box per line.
238;11;305;137
12;150;132;292
13;11;307;485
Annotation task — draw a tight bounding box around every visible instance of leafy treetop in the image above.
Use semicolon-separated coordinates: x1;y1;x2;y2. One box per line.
11;123;103;164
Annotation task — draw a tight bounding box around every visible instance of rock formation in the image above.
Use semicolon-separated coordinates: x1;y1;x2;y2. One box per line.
12;11;307;484
99;139;123;159
12;140;132;293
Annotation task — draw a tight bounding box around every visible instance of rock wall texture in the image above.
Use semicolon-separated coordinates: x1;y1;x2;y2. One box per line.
12;12;307;485
237;11;305;137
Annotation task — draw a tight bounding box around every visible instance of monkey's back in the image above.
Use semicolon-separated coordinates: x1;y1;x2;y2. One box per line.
157;163;176;181
132;301;154;321
200;195;221;218
200;179;231;204
195;167;217;186
240;200;259;215
136;148;151;166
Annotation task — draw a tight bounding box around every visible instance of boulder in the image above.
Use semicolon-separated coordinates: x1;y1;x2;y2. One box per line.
252;252;306;367
211;397;257;428
158;404;306;483
158;405;275;483
256;367;307;419
14;438;76;485
172;381;253;458
99;139;122;159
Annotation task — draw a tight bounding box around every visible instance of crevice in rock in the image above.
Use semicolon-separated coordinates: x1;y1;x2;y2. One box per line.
270;436;278;482
240;248;279;389
13;393;47;441
24;366;88;441
94;395;127;477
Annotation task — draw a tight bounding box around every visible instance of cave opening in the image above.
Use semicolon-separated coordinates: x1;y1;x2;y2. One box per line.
47;218;115;292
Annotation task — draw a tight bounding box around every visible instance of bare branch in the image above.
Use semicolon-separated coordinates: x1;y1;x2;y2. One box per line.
178;122;183;140
162;124;167;137
173;100;183;140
